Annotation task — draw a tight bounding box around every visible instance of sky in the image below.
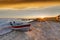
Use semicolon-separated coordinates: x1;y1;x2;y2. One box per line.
0;1;60;18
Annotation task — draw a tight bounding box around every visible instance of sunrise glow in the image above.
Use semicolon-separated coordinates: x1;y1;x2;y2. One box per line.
40;16;46;18
0;1;60;18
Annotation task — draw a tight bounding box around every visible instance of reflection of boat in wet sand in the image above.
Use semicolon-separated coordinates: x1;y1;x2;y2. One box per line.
0;20;31;35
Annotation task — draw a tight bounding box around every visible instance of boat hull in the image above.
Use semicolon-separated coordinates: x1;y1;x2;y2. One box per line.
11;24;31;31
11;27;30;31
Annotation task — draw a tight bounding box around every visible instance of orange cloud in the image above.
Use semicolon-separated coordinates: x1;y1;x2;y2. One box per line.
0;2;60;10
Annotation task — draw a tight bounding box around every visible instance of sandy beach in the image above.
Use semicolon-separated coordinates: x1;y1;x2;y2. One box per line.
0;21;60;40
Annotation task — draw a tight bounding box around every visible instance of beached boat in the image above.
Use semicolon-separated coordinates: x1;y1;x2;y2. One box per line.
10;21;31;31
0;21;31;35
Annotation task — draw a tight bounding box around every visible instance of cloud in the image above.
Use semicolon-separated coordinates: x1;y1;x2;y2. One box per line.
0;6;60;18
0;0;59;4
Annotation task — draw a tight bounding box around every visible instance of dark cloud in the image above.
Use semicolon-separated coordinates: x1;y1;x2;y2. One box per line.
0;0;60;4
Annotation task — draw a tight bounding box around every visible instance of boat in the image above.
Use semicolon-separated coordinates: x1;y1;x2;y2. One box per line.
0;20;31;35
10;21;31;31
